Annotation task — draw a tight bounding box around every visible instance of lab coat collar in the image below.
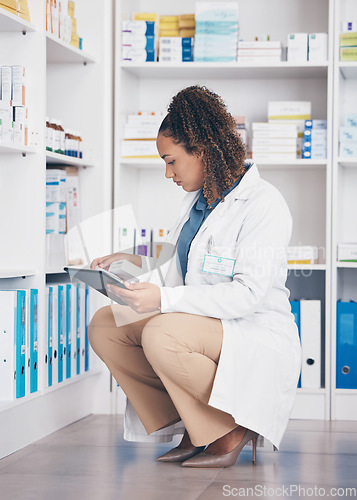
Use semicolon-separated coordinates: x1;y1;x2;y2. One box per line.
232;161;260;201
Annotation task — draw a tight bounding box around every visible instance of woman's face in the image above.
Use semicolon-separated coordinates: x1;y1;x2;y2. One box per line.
156;133;204;192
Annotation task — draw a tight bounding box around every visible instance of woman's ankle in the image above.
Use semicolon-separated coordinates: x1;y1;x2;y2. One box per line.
178;429;196;449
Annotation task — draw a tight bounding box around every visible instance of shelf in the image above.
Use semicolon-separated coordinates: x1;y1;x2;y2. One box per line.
120;158;327;169
46;33;96;64
0;368;103;413
0;269;37;279
296;388;326;394
0;7;36;32
288;264;326;271
334;388;357;395
254;159;327;169
336;261;357;269
338;157;357;168
120;61;329;80
339;62;357;80
0;142;37;155
46;151;95;168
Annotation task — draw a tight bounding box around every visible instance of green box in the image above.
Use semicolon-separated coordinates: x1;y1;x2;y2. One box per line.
340;47;357;61
340;32;357;47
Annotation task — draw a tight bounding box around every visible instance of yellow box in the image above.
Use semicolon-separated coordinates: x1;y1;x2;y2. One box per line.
159;21;179;30
179;14;195;19
19;12;30;21
68;0;75;17
1;0;17;9
340;47;357;61
179;19;195;29
159;15;178;23
133;12;158;22
71;17;77;34
0;4;17;16
70;34;79;48
179;28;195;38
340;32;357;47
159;29;180;37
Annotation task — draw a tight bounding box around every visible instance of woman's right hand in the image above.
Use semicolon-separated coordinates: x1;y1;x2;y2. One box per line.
90;252;142;270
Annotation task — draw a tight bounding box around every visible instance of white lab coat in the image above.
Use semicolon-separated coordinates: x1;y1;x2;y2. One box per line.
123;162;302;451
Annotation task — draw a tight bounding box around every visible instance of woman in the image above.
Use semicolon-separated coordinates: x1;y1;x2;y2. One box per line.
88;85;302;468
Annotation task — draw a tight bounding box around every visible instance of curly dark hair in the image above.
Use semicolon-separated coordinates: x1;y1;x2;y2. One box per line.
158;85;247;207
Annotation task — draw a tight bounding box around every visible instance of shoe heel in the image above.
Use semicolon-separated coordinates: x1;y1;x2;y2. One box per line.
252;437;257;464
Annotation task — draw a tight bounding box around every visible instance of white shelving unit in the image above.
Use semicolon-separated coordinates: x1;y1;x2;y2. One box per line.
331;0;357;421
120;158;328;170
114;0;334;420
46;151;95;167
0;0;114;459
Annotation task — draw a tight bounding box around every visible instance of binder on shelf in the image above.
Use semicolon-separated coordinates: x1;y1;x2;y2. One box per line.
76;283;81;376
300;300;321;389
79;284;86;374
0;290;26;400
118;226;135;253
85;285;89;372
52;285;58;385
46;286;53;388
71;283;78;378
135;227;151;257
57;284;65;383
336;301;357;389
65;284;72;379
28;289;38;394
152;228;168;259
290;300;301;388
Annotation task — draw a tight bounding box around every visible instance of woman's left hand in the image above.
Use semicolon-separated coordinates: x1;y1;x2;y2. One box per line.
107;282;161;314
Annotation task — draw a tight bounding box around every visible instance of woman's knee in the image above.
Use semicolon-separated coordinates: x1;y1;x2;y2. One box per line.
141;313;185;364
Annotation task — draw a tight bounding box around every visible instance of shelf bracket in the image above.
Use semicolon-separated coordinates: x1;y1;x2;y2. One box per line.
22;30;27;36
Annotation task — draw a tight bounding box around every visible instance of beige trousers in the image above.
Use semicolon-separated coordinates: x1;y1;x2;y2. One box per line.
88;305;238;447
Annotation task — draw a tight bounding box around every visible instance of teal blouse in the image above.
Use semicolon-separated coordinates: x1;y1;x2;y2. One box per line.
177;162;253;282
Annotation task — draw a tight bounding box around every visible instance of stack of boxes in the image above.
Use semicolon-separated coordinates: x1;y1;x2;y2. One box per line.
46;168;81;268
179;14;195;38
122;19;157;62
0;65;28;146
159;15;179;38
287;33;328;62
121;112;163;159
268;101;311;157
68;0;82;49
157;14;194;63
251;122;297;162
287;246;319;265
237;40;282;63
0;0;30;22
302;120;327;160
46;0;83;50
159;37;193;62
339;114;357;158
233;116;249;149
46;118;83;158
337;243;357;263
194;2;239;62
340;22;357;61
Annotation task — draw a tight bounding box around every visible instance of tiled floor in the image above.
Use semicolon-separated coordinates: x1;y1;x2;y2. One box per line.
0;415;356;500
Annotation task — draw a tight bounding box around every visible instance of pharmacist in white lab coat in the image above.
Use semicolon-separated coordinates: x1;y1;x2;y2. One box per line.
88;85;302;468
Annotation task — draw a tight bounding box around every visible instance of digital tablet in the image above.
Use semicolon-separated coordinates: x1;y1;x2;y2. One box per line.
64;266;132;305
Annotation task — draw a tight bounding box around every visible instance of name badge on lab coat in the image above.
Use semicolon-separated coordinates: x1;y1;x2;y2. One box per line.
202;254;236;277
